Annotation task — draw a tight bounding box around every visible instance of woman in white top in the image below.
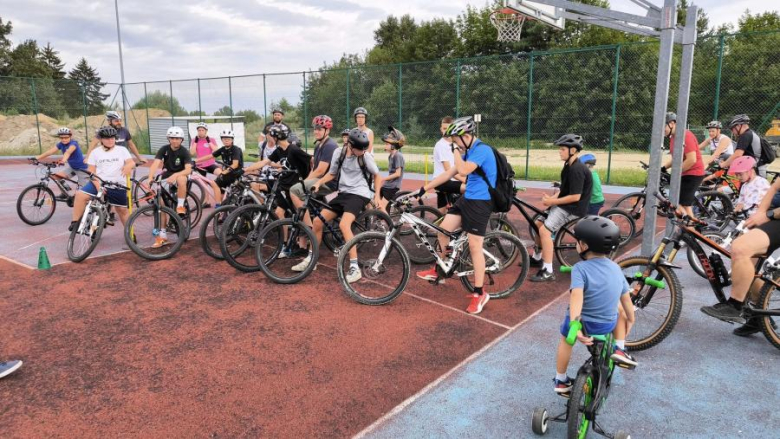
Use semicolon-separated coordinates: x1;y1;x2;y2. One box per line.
699;120;733;165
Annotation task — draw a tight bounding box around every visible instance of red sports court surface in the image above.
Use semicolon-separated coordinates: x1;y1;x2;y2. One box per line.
0;159;640;437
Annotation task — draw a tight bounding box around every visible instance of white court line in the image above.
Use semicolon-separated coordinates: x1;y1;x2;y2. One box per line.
17;231;70;251
0;254;35;270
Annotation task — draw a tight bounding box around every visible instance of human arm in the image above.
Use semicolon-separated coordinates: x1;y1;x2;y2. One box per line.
122;158;136;177
680;150;697;172
244;158;270;173
126;139;146;164
568;287;592;345
35;147;59;161
745;178;780;228
59;144;79;165
423;166;459;192
373;173;382;206
367;130;374;154
311;172;335;193
709;137;731;163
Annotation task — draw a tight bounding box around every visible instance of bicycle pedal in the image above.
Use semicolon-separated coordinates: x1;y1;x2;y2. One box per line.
617;363;636;370
427;278;446;285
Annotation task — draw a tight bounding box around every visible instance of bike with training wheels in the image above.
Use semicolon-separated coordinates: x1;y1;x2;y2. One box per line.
123;175;188;260
17;158;82;225
532;314;632;439
67;172;129;262
335;192;529;305
617;192;780;351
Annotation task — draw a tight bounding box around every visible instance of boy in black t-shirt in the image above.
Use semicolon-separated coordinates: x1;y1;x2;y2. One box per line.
530;134;592;282
194;129;244;201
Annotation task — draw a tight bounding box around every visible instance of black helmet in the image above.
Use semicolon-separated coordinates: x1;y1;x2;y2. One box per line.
347;128;370;150
705;121;722;130
97;126;118;139
665;112;677;124
554;134;584;151
574;216;621;256
272;107;284;116
268;124;290;141
341;128;350;136
353;107;368;119
728;114;750;129
382;125;406;148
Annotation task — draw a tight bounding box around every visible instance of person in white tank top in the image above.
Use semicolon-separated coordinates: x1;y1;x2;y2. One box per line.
699;120;733;165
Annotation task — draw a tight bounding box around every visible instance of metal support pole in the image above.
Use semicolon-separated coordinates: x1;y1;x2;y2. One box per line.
346;68;351;125
81;82;90;146
30;78;43;154
668;6;698;214
263;74;267;125
303;72;309;151
169;80;174;125
712;34;725;121
143;82;151;147
640;0;677;257
114;0;128;123
228;76;234;131
197;78;202;119
398;64;403;128
525;54;534;179
607;44;621;184
455;60;461;118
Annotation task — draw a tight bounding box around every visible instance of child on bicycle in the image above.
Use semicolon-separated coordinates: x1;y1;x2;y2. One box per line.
147;126;193;247
378;126;405;212
35;127;89;199
189;122;222;208
194;129;244;192
554;216;637;396
579;154;604;215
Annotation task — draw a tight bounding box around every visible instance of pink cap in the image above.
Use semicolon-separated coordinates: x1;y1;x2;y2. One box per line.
728;155;756;174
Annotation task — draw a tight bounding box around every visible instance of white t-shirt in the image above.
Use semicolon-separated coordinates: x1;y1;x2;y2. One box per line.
710;134;734;156
261;143;278;175
87;146;132;184
433;138;455;178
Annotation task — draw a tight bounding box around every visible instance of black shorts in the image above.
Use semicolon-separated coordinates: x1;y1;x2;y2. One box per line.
195;164;218;176
447;197;493;237
679;175;705;206
215;171;237;189
275;187;293;213
436;180;462;208
327;193;370;218
757;220;780;254
380;187;400;201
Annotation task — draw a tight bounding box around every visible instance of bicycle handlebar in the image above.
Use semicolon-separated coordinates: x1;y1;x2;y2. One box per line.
77;169;129;191
28;158;57;169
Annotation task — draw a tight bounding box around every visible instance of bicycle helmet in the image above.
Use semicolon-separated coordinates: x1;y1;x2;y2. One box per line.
579;153;596;166
312;115;333;130
705;121;722;130
353;107;368;119
347;128;370;151
665;112;677;124
196;122;208;130
554;134;584;150
729;155;756;174
444;116;476;137
271;107;284;116
97;126;117;138
728;114;750;129
166;126;185;139
341;128;350;137
573;215;621;256
57;127;72;136
382;126;405;148
268;124;290;141
106;111;122;121
219;129;235;139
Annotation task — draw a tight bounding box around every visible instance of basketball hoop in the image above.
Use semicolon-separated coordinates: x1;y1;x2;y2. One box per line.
490;8;530;42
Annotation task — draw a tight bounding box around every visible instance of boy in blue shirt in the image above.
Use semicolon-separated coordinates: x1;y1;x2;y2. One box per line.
35;127;89;200
554;216;638;396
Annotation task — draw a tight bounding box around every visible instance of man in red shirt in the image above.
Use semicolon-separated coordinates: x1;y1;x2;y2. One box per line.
663;112;705;219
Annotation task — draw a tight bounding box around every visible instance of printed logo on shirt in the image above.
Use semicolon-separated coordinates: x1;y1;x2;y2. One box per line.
175;157;181;167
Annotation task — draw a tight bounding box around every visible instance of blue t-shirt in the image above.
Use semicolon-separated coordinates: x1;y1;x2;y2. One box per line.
566;257;630;324
463;140;497;201
57;140;88;170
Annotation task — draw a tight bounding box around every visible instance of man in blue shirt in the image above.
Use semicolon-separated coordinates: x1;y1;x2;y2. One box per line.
415;116;497;315
86;111;146;164
35;127;89;200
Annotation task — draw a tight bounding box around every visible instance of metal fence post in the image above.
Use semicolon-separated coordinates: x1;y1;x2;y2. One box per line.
525;54;534;178
712;34;725;121
81;82;90;146
398;64;403;128
197;78;202;119
606;44;622;184
346;67;351;124
455;60;461;118
303;72;309;151
30;78;43;154
143;82;151;147
263;74;267;124
228;76;234;131
169;80;174;124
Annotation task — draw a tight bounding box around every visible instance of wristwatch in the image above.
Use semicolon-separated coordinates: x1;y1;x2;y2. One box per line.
767;210;775;220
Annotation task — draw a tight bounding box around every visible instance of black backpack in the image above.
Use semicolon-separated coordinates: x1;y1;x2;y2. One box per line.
474;145;516;213
754;132;777;167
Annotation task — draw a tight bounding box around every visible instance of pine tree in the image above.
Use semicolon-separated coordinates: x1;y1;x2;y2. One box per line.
40;43;65;79
68;57;108;115
0;17;12;75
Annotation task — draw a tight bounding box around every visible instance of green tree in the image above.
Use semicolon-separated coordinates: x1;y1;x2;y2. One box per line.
9;40;50;77
737;10;780;32
40;43;65;79
0;17;12;75
213;105;233;116
132;90;188;116
67;58;108;116
235;109;260;124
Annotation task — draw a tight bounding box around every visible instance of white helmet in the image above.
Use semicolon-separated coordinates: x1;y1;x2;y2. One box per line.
57;127;72;136
166;126;185;139
219;129;235;139
106;111;122;121
196;122;208;130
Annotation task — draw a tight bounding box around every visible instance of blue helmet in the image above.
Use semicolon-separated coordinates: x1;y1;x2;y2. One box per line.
579;153;596;166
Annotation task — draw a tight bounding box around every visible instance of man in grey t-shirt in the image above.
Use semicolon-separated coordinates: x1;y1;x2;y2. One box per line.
378;126;406;212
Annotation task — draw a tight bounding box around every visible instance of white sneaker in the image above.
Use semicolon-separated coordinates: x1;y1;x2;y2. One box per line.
291;255;312;272
346;266;362;283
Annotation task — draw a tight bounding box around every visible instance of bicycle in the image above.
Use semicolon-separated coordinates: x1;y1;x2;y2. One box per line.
335;192;529;305
132;169;203;230
67;172;129;262
17;158;82;226
617;192;780;351
123;176;188;260
685;209;751;278
532;316;632;439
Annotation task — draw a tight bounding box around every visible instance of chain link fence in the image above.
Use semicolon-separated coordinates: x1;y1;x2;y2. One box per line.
1;30;779;186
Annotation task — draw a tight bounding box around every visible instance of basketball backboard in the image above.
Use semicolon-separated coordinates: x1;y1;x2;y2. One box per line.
504;0;566;29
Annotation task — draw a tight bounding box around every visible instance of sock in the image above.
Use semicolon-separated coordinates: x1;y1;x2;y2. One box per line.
159;231;167;239
350;258;358;269
616;340;625;350
543;262;553;273
727;297;744;308
532;251;541;260
474;286;483;296
177;198;185;208
555;373;568;382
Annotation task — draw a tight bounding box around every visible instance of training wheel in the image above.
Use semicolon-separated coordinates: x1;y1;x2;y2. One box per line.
532;407;549;435
614;430;630;439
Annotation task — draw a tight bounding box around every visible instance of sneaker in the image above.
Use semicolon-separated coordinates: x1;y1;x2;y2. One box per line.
55;193;69;201
346;266;362;283
416;267;438;281
611;347;638;368
106;213;116;226
700;302;745;324
466;293;490;314
68;220;79;232
530;268;555;282
553;376;574;395
0;360;22;379
529;256;543;268
291;255;312;272
176;206;187;215
152;236;169;248
732;316;773;337
278;247;293;259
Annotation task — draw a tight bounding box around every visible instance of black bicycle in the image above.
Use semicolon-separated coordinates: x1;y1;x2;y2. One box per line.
123;176;188;260
17;158;82;225
67;172;129;262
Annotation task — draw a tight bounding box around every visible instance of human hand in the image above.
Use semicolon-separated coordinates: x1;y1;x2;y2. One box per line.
576;331;593;345
541;194;553;207
745;211;769;228
417;186;426;198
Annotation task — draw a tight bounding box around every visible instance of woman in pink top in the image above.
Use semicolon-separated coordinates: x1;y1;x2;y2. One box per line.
189;122;223;207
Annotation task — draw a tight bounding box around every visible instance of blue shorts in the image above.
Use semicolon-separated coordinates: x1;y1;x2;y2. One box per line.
80;182;128;207
560;317;616;338
587;201;604;216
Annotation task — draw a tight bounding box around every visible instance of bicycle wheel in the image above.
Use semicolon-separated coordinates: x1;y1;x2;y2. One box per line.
67;205;105;262
133;176;155;214
553;219;580;268
489;213;519;236
354;209;393;235
460;231;529;299
567;370;596;439
125;205;186;260
685;231;729;278
185;191;203;230
189;178;208;205
612;192;646;235
16;184;56;226
199;205;237;260
399;205;442;265
528;212;545;245
256;218;319;284
757;280;780;350
694;190;733;232
322;219;344;253
220;204;277;272
337;231;410;305
617;256;683;351
600;208;637;246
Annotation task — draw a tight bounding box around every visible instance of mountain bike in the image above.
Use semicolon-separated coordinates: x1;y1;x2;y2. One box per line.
132;170;203;229
335;192;529;305
123;176;188;260
532;316;632;439
17;158;81;225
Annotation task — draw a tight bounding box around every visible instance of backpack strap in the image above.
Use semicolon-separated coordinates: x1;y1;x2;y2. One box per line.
751;131;762;162
472;145;496;189
334;146;349;189
357;155;373;190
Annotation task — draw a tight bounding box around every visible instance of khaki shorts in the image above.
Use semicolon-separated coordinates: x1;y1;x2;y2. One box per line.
290;178;334;199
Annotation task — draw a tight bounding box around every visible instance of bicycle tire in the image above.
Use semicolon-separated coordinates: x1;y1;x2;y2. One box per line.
124;205;186;260
528;212;545;246
460;231;529;299
220;204;278;272
185;191;203;230
600;207;637;245
553;218;580;268
612;192;646;235
321;209;393;255
199;205;237;260
694;190;733;232
189;177;208;205
337;231;411;305
67;205;105;262
256;218;319;284
567;370;595;439
400;205;442;265
685;231;728;278
757;280;780;350
490;213;520;236
16;184;56;226
617;256;684;351
133;175;154;214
